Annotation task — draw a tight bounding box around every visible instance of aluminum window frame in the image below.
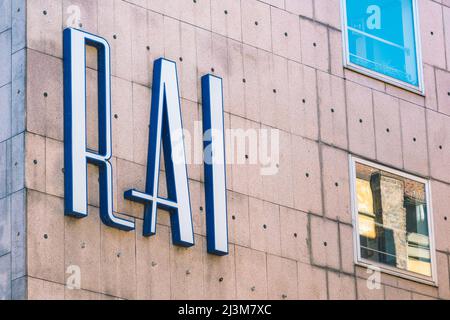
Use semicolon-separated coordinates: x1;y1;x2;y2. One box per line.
349;156;438;286
340;0;425;95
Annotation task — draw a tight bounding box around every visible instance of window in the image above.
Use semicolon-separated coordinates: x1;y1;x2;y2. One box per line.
342;0;423;93
350;157;436;284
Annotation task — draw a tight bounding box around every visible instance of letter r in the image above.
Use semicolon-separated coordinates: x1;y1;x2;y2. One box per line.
63;28;135;231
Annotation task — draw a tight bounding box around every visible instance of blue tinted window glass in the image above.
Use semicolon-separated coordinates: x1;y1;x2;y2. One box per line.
346;0;419;87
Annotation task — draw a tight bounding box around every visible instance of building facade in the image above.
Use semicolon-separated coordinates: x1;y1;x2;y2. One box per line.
1;0;450;300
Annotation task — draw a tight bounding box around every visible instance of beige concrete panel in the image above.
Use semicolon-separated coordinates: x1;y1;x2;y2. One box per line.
328;271;356;300
235;245;268;299
291;136;322;215
321;145;351;224
318;71;348;149
297;262;328;300
267;254;298;300
280;207;309;263
310;216;340;270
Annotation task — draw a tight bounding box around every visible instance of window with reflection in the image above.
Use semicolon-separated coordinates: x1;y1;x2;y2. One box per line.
343;0;422;90
353;160;434;280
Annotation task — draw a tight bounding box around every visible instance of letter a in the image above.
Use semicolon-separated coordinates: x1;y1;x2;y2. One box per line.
367;5;381;30
125;58;194;247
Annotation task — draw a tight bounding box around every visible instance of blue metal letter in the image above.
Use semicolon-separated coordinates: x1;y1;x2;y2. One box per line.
63;28;135;231
202;75;229;256
125;58;194;247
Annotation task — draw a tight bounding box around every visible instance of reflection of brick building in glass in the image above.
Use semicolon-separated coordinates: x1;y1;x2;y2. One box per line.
356;163;431;277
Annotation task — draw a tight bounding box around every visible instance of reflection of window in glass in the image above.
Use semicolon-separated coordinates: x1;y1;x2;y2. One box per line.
353;161;433;279
344;0;421;89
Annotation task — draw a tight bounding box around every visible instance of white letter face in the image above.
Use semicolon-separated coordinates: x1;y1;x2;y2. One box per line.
125;58;194;247
63;28;135;231
202;75;229;256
